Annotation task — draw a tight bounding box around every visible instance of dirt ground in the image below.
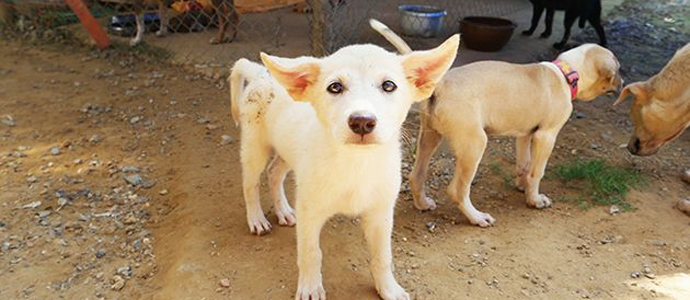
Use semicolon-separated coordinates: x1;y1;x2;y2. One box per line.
1;1;690;300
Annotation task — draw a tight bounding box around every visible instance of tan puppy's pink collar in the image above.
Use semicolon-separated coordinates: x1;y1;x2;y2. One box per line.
552;60;579;100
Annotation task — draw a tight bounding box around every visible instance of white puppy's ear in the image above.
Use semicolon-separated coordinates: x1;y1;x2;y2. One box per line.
614;82;648;106
260;52;321;101
402;34;460;101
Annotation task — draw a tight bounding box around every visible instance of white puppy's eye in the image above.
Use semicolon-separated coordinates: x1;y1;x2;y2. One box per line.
381;80;397;93
327;82;343;94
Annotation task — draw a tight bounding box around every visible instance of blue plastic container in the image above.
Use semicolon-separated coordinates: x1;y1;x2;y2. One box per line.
398;4;447;37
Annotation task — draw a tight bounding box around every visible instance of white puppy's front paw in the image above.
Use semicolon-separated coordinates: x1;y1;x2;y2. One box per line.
527;194;552;209
295;282;326;300
275;205;297;226
155;29;168;37
378;281;410;300
414;196;437;211
247;214;272;236
129;38;141;47
467;211;496;227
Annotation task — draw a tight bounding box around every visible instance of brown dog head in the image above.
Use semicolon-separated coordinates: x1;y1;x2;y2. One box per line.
614;81;690;156
613;43;690;156
567;45;623;101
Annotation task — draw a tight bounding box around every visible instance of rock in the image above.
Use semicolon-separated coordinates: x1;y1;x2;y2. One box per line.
122;166;140;173
678;199;690;215
95;249;106;258
22;201;41;209
122;214;137;225
37;210;51;218
159;189;169;195
117;266;133;277
1;115;16;127
111;275;126;291
50;147;61;156
600;133;614;143
206;124;219;130
575;111;587;119
57;197;69;208
609;205;620;215
630;271;641;278
124;174;143;186
219;278;231;288
89;134;102;144
648;239;666;247
130;116;141;124
643;266;652;274
220;135;234;145
141;178;157;189
681;170;690;184
196;117;210;124
425;221;436;233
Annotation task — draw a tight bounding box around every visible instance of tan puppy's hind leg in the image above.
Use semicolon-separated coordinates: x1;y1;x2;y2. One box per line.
409;124;443;211
448;132;495;227
524;130;556;209
267;156;296;226
515;135;532;192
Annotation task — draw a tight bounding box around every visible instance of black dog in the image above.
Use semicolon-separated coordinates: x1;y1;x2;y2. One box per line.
522;0;607;49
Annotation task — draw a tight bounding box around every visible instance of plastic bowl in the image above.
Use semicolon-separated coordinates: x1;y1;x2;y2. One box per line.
459;16;517;52
398;4;447;38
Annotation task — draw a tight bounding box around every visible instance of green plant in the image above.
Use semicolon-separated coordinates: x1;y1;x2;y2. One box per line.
553;159;644;211
489;162;513;188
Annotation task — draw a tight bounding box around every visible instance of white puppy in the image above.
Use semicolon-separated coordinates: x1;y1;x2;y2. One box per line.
229;36;459;299
371;19;622;227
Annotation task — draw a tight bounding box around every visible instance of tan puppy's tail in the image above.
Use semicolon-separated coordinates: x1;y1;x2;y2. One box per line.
369;19;413;54
229;60;245;127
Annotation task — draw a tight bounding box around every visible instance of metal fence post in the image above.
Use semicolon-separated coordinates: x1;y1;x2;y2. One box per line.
308;0;326;57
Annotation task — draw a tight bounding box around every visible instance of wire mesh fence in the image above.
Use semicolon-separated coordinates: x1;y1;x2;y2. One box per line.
308;0;526;56
1;0;529;77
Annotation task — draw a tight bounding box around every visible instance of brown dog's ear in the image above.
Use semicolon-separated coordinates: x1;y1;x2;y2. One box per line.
402;34;460;101
613;82;649;106
260;52;320;101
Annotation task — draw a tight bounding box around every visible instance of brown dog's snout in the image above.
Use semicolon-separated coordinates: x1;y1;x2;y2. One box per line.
627;137;641;155
348;113;377;135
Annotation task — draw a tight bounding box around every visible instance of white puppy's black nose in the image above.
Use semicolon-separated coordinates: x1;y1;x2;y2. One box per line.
348;113;377;135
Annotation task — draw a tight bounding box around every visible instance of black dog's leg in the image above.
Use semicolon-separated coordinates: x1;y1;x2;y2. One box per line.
540;7;555;38
554;9;578;49
523;1;543;36
588;1;607;47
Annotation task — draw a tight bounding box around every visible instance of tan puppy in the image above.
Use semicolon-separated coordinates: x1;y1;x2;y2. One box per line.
614;43;690;215
371;20;622;226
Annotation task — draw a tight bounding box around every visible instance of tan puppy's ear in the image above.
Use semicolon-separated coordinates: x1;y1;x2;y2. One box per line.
613;82;648;106
402;34;460;101
260;52;320;101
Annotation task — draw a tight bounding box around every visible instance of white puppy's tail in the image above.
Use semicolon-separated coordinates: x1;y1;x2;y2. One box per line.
369;19;413;54
229;58;265;127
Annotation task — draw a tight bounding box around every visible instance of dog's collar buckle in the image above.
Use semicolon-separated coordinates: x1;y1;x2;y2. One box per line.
551;60;579;100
